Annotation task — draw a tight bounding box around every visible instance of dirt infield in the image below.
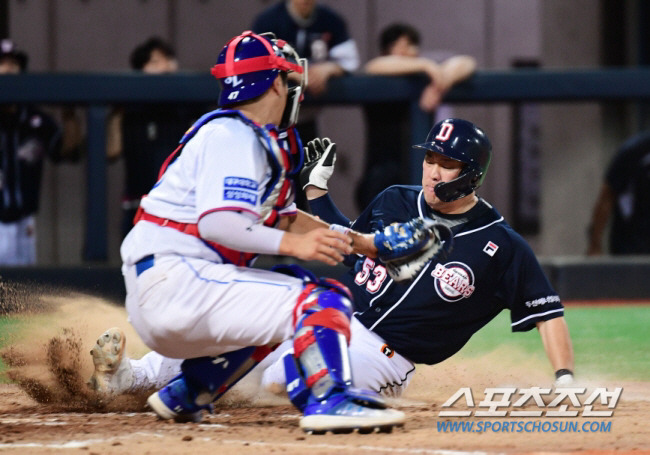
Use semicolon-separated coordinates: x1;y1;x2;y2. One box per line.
1;293;648;454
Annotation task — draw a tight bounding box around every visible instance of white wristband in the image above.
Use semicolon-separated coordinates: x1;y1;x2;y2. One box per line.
329;224;351;235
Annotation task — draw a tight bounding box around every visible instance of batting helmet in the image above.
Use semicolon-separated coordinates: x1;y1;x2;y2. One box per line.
413;118;492;202
211;31;306;127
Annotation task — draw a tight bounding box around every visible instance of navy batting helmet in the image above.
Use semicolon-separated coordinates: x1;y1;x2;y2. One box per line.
211;31;306;127
413;118;492;202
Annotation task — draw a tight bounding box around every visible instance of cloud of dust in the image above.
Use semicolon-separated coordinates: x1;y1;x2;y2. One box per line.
402;346;553;404
1;291;152;412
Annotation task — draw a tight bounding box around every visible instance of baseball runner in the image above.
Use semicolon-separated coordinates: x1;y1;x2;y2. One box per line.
110;30;450;434
89;119;573;412
263;119;575;393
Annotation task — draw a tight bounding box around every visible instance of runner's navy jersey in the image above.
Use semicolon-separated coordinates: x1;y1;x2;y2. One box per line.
338;185;563;365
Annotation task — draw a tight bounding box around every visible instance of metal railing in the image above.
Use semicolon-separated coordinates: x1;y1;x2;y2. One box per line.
2;68;650;260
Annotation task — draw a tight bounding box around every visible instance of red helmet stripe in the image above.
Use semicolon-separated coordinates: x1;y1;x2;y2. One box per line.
211;55;302;78
223;33;245;76
210;30;303;80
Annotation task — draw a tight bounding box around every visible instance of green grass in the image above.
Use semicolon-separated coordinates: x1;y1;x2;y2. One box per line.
0;316;28;382
457;305;650;381
1;305;649;382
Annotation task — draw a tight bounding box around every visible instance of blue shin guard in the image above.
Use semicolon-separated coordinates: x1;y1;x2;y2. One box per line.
292;284;354;400
282;267;405;433
181;345;271;405
283;351;310;412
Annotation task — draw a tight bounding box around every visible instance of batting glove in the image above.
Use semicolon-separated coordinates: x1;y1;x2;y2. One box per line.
299;137;337;190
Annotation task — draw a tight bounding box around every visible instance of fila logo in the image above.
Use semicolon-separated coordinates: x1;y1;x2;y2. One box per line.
483;241;499;256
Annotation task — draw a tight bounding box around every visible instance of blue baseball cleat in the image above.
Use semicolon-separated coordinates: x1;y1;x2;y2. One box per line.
300;388;405;434
146;375;211;423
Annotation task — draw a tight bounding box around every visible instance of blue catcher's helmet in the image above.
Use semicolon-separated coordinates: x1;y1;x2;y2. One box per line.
211;31;306;120
413;118;492;202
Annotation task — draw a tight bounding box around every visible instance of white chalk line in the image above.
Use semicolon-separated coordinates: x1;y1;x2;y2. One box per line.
0;426;499;454
0;412;500;454
221;439;500;455
0;431;163;450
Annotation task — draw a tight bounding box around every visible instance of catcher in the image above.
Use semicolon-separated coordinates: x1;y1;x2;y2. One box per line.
89;118;573;409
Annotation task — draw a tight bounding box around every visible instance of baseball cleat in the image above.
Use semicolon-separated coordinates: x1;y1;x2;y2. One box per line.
87;327;134;394
147;375;210;423
299;391;405;434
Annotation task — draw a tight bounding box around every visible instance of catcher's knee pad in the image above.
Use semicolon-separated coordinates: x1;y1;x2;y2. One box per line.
181;345;272;405
292;281;354;403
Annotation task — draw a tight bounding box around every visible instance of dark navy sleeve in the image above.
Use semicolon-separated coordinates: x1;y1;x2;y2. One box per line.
350;185;417;234
308;194;351;226
309;185;417;234
498;232;564;332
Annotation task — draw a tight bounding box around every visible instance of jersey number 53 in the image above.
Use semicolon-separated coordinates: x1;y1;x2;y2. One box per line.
355;258;388;293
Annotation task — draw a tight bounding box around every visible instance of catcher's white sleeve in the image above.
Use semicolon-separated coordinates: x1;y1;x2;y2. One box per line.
198;210;284;255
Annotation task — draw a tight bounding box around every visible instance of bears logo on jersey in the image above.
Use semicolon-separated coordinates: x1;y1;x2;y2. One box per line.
431;261;476;302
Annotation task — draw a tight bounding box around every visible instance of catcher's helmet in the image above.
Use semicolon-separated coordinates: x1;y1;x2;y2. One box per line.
413;118;492;202
211;31;306;127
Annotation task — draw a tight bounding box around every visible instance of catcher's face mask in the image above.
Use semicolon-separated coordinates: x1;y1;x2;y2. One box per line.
276;39;307;130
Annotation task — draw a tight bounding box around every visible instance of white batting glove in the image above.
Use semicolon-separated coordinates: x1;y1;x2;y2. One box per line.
299;138;337;190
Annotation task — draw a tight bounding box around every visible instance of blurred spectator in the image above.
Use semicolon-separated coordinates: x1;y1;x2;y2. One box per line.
252;0;359;211
252;0;360;142
356;23;477;210
107;37;205;238
587;131;650;255
0;39;68;265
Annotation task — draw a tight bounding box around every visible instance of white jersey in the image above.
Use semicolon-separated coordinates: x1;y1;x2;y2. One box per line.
121;115;296;265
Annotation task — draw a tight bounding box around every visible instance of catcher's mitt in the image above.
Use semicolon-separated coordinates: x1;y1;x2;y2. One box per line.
374;218;454;282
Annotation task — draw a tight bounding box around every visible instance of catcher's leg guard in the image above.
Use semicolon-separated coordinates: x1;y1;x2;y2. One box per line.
293;283;354;402
182;345;272;404
147;345;272;422
283;350;310;411
289;273;405;433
